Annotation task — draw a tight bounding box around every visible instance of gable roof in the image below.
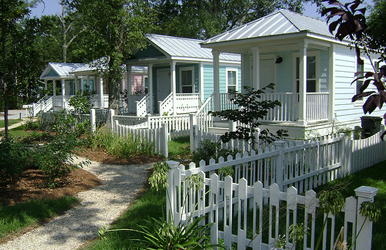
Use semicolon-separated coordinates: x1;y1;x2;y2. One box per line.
138;34;240;62
203;9;334;45
40;62;84;80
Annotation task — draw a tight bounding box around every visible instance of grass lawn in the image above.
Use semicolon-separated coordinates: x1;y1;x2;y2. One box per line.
0;196;80;242
0;119;22;128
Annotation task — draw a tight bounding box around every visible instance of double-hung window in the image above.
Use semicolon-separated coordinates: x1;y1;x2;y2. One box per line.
180;67;194;93
295;52;319;93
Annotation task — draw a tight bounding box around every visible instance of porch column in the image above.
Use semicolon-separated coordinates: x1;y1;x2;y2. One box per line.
212;50;220;111
127;66;132;96
252;46;260;90
149;63;153;114
199;62;204;102
74;75;78;94
99;74;104;109
44;80;48;97
53;80;56;96
171;61;176;115
298;42;308;125
241;54;246;93
80;77;84;92
86;74;90;92
328;43;335;122
61;78;65;109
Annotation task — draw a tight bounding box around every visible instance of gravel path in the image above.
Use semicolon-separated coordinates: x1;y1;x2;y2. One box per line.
0;157;153;250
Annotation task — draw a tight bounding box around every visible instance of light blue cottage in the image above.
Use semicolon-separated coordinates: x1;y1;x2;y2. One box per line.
201;9;384;138
125;34;241;116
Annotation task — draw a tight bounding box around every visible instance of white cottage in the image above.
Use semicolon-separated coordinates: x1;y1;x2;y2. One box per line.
201;9;384;138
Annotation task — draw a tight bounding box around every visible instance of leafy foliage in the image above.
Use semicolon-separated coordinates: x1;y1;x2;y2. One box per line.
210;84;287;149
322;0;386;138
68;89;93;114
192;139;241;165
148;162;171;191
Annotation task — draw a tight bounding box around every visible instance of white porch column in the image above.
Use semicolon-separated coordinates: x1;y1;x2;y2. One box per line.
61;79;65;109
328;43;335;122
212;50;220;111
53;80;56;96
171;61;176;115
127;66;132;96
99;74;104;109
252;46;260;90
149;63;153;114
199;62;204;102
241;54;246;93
80;77;84;92
44;80;48;97
298;42;308;125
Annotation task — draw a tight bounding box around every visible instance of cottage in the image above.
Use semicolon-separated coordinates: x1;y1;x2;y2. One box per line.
201;9;384;138
125;34;241;116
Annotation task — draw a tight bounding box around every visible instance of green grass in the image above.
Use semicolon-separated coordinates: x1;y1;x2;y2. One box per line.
168;136;191;161
314;160;386;250
0;196;80;240
0;119;22;128
85;188;166;249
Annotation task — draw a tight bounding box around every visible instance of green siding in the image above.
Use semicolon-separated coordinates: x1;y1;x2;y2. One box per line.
47;69;59;77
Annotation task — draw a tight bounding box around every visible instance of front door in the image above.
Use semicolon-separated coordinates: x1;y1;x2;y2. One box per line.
157;69;171;102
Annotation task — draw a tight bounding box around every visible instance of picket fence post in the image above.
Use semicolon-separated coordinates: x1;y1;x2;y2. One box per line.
90;109;96;133
166;161;180;223
190;113;197;152
342;134;353;176
161;123;168;158
109;109;115;132
274;141;286;191
354;186;378;250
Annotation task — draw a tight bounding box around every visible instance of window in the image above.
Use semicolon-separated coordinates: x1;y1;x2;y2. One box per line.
356;62;364;101
226;69;237;93
295;56;317;93
180;67;194;93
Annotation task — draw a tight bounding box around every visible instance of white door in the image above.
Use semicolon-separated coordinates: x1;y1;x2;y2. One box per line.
260;59;275;92
157;69;171;101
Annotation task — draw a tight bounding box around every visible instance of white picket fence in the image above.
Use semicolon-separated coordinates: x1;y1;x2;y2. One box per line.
167;163;378;250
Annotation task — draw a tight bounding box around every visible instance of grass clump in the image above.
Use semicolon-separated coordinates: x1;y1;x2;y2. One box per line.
86;128;155;158
168;136;191;161
0;119;22;128
0;196;80;240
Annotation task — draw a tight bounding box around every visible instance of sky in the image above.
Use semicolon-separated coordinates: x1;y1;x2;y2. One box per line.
29;0;373;19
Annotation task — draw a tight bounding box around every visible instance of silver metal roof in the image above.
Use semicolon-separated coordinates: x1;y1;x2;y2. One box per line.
40;62;84;79
203;9;333;45
146;34;240;62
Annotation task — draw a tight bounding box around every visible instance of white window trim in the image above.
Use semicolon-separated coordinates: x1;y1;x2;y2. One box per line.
226;67;238;93
179;66;195;93
292;51;320;93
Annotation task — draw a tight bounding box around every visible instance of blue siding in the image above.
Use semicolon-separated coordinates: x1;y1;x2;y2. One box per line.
275;51;292;92
203;64;213;100
320;50;329;92
47;69;59;77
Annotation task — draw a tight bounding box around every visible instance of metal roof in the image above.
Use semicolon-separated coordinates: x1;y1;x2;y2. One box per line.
203;9;333;45
40;62;85;79
145;34;240;62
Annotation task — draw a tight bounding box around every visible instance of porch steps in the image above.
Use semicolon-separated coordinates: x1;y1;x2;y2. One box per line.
208;121;229;135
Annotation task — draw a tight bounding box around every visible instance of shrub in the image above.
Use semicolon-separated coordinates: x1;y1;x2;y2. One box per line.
192;139;241;165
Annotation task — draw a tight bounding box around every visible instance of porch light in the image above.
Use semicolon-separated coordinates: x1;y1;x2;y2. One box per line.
275;57;283;64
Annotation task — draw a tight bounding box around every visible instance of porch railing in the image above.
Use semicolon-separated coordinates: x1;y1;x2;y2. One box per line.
128;93;146;113
160;93;201;115
136;93;151;117
219;92;329;123
195;93;214;132
159;92;173;115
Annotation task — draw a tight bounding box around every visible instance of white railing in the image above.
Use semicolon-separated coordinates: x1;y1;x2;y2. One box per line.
306;92;329;121
167;165;377;250
159;92;173;115
219;93;237;111
260;92;299;122
148;114;190;132
175;93;201;114
113;115;147;126
114;121;168;157
128;93;146;113
136;93;151;117
195;93;214;132
23;96;54;117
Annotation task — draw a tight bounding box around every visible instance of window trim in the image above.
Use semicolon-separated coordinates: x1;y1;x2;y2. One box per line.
292;51;320;93
179;66;195;93
226;67;238;93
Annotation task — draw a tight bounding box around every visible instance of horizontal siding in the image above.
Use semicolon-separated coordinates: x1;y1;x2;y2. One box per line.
333;44;382;121
203;65;214;100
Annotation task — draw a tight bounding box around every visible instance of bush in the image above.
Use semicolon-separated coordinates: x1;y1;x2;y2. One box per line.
0;139;31;188
192;139;241;165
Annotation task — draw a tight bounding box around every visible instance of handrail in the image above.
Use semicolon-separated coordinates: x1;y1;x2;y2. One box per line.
159;92;173;115
136;93;150;117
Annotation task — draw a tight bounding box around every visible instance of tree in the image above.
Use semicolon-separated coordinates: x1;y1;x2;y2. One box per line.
1;0;38;139
210;84;287;149
367;0;386;61
321;0;386;137
63;0;156;112
151;0;320;39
